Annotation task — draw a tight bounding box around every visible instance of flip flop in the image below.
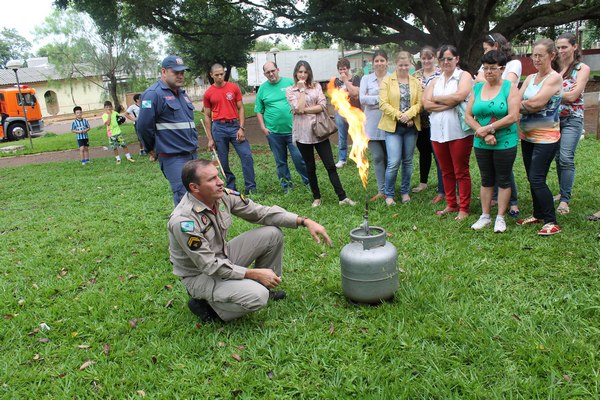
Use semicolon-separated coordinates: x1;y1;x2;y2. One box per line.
557;205;570;215
436;207;458;216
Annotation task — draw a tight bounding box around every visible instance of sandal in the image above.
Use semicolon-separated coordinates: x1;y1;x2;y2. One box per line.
436;207;458;216
370;193;385;202
455;211;469;221
586;213;600;221
431;194;444;204
538;223;561;236
412;183;428;193
516;216;542;226
557;204;570;215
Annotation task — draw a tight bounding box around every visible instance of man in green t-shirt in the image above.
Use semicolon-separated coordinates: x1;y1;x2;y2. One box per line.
255;62;308;193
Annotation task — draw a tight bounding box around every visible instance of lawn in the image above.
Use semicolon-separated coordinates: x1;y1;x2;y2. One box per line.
0;137;598;398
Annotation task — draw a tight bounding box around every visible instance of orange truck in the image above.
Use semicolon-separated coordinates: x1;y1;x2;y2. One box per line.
0;86;44;141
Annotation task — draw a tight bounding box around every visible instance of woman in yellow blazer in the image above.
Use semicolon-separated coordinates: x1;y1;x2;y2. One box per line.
378;51;423;205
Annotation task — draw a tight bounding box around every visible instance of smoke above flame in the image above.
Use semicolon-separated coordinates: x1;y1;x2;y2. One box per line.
326;78;370;188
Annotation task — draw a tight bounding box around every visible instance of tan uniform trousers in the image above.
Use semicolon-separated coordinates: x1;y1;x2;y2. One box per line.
183;226;284;321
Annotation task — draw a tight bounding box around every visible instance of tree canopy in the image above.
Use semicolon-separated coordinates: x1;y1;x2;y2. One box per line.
36;9;159;110
0;28;32;68
56;0;600;73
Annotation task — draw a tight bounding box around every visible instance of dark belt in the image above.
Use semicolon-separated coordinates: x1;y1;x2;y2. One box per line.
158;151;196;157
214;119;238;124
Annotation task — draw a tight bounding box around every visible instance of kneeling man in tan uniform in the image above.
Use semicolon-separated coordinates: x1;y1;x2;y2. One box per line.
168;159;332;322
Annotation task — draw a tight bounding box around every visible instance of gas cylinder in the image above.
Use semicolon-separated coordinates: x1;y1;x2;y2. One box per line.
340;226;398;304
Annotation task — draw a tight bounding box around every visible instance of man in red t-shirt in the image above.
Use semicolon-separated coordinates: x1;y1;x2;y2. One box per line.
204;64;256;193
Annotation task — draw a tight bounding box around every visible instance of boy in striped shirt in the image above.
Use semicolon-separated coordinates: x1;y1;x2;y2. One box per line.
71;106;91;165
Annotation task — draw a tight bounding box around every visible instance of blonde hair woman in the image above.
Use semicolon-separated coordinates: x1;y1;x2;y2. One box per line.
378;51;423;205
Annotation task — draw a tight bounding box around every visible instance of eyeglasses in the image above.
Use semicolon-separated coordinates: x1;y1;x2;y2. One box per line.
264;69;277;75
482;66;504;72
439;57;456;62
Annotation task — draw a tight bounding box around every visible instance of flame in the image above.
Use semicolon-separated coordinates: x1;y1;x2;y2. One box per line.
326;78;370;188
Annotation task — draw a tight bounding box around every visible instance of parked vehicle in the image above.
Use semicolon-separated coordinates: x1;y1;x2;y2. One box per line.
247;49;340;89
0;86;44;141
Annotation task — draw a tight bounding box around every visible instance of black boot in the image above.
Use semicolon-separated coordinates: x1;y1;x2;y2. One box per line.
187;298;222;322
269;290;287;301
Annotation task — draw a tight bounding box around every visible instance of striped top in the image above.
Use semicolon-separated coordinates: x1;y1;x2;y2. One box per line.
519;72;562;144
71;118;90;140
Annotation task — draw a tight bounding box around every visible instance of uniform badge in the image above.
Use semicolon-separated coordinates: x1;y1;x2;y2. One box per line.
180;221;194;232
142;100;152;108
201;214;208;225
187;236;202;250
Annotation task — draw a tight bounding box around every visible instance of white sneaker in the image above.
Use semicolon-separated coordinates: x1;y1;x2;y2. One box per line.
471;215;491;230
494;216;507;233
335;160;347;169
311;199;322;207
339;198;356;206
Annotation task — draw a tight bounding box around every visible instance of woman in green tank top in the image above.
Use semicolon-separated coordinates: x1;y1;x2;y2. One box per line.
464;50;520;233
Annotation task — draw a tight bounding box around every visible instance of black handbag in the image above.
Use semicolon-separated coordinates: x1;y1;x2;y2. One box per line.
312;109;338;140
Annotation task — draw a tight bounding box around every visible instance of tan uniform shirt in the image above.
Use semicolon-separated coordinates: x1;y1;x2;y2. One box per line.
168;190;299;280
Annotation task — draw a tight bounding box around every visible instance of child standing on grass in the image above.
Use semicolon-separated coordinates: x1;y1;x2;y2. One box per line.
71;106;91;165
103;101;135;165
126;94;146;155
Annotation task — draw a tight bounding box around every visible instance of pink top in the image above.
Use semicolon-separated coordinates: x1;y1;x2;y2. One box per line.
286;83;327;144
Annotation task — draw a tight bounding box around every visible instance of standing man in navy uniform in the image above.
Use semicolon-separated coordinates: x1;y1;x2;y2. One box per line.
138;55;198;206
204;64;257;194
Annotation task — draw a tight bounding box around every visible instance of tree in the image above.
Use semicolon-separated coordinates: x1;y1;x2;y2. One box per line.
237;0;600;72
36;9;159;111
58;0;600;74
0;28;32;68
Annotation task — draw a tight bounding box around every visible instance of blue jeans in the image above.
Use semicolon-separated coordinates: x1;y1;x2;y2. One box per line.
521;140;559;224
266;132;309;191
335;111;348;162
384;124;417;198
368;140;387;194
555;116;583;203
159;152;197;206
212;121;256;193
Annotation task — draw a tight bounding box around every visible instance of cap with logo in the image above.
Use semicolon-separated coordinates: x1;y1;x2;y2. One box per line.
162;55;191;72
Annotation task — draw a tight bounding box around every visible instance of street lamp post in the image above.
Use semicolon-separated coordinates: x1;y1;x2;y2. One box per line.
6;59;33;148
269;47;280;66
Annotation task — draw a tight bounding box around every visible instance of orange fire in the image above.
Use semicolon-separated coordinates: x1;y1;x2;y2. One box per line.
326;78;370;188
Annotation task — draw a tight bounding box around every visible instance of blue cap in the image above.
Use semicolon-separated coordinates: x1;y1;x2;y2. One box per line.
161;55;190;72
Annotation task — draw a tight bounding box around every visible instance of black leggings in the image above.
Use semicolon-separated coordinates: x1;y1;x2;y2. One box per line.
297;139;347;201
416;126;434;183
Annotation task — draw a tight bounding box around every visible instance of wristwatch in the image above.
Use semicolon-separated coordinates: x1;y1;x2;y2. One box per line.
488;124;495;134
240;126;245;131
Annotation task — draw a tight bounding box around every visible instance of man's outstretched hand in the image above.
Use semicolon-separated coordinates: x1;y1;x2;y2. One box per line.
304;219;332;246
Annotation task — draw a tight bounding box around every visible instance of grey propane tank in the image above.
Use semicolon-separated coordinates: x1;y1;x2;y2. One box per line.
340;226;399;304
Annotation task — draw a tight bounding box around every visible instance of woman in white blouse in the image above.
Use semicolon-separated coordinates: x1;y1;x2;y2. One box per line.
422;45;474;220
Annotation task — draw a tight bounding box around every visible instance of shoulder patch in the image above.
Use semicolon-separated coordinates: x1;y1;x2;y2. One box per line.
187;236;202;251
239;193;249;205
224;188;248;205
142;100;152;108
180;221;194;232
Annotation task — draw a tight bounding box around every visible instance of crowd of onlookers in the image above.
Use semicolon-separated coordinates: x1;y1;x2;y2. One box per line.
280;32;593;237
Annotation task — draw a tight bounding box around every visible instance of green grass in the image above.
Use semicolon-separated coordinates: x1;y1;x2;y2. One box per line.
1;138;598;398
0;103;256;158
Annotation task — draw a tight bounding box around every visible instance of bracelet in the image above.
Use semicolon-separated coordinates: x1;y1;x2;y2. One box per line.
239;126;245;131
488;124;495;134
299;88;305;93
298;216;307;227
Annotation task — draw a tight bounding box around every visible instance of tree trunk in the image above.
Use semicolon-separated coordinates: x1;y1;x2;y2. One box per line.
107;73;121;112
